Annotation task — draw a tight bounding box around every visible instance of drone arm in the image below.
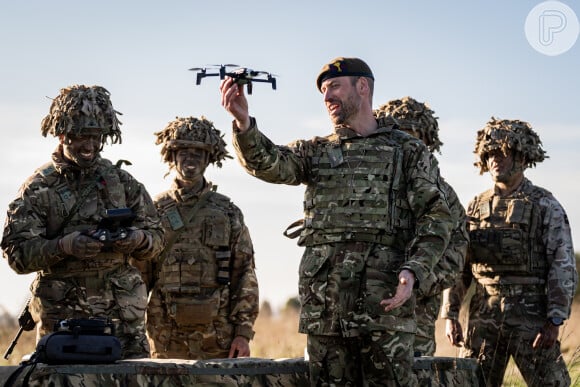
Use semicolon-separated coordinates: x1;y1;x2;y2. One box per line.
247;77;276;90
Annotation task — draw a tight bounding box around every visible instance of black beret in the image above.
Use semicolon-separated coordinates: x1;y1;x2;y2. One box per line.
316;57;374;92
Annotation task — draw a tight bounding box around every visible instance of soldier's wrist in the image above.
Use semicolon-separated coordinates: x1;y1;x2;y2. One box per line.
49;238;66;264
233;117;254;134
234;325;255;341
548;317;564;326
441;311;459;320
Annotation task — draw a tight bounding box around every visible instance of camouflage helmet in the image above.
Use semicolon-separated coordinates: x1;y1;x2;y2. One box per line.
155;116;231;169
374;96;443;153
40;85;122;145
474;117;547;174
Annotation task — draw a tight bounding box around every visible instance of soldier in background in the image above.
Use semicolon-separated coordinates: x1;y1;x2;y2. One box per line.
374;97;468;359
221;57;455;386
443;118;577;386
1;85;164;358
141;116;259;359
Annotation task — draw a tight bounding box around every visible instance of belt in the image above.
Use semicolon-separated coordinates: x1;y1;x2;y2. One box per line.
43;252;127;275
480;283;546;297
301;232;398;247
161;285;219;297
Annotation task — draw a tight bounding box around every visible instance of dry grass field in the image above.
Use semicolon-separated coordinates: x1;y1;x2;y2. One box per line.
2;301;580;386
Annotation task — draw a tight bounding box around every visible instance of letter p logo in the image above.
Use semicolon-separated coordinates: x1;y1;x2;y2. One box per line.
525;1;579;56
539;9;567;46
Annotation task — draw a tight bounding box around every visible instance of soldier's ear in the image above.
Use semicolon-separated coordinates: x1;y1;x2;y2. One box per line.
514;152;527;170
357;77;368;92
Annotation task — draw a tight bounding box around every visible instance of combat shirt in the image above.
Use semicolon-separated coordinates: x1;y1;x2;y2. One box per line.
233;118;454;335
442;178;577;321
148;180;259;342
2;147;164;274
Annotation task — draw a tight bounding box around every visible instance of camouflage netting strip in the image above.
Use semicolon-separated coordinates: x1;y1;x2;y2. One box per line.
474;117;547;174
37;358;310;376
40;85;122;145
155;116;231;168
374;96;443;153
10;357;480;387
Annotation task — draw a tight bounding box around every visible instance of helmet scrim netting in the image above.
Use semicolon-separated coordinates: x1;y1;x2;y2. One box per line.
474;117;547;174
40;85;122;145
374;96;442;153
155;116;230;168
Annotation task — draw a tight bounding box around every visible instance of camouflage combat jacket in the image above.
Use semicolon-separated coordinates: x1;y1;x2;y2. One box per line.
1;147;164;274
418;179;468;299
147;180;259;340
442;178;577;321
233;118;454;335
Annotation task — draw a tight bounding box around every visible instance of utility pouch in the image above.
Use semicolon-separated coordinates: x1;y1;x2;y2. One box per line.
168;292;220;327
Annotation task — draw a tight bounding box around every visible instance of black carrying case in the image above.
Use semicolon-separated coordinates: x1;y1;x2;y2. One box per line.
36;318;121;364
36;331;121;364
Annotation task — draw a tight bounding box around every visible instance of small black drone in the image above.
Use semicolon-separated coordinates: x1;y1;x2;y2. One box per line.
189;64;277;94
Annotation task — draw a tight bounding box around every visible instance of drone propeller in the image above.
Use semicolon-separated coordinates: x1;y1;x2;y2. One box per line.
209;64;239;68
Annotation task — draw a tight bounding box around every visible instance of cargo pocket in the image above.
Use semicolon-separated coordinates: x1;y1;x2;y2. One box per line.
33;277;70;304
298;246;330;321
110;266;148;323
364;248;404;317
31;277;75;325
337;248;366;315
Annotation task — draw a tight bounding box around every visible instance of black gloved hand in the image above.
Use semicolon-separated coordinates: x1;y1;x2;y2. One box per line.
59;231;103;259
112;229;147;254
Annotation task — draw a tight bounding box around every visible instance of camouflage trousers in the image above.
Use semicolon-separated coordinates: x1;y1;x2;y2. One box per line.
30;265;150;359
307;332;417;387
414;293;441;357
414;293;442;386
146;290;233;360
462;293;570;387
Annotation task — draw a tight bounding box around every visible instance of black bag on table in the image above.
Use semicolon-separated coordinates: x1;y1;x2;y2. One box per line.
36;317;121;364
3;318;121;387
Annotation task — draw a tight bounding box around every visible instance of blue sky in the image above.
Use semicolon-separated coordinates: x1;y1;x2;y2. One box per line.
0;1;579;316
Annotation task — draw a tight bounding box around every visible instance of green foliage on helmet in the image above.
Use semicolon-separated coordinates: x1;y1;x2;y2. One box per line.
474;117;547;174
374;96;442;153
155;116;231;169
40;85;122;145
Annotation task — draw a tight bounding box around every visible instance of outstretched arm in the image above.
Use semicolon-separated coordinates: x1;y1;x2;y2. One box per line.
220;77;250;132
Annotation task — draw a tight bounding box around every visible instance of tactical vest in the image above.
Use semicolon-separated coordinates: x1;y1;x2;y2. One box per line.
156;192;232;296
37;161;128;275
468;188;547;285
300;135;412;249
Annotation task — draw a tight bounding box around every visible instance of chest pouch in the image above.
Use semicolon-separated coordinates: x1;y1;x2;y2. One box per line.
469;228;527;266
